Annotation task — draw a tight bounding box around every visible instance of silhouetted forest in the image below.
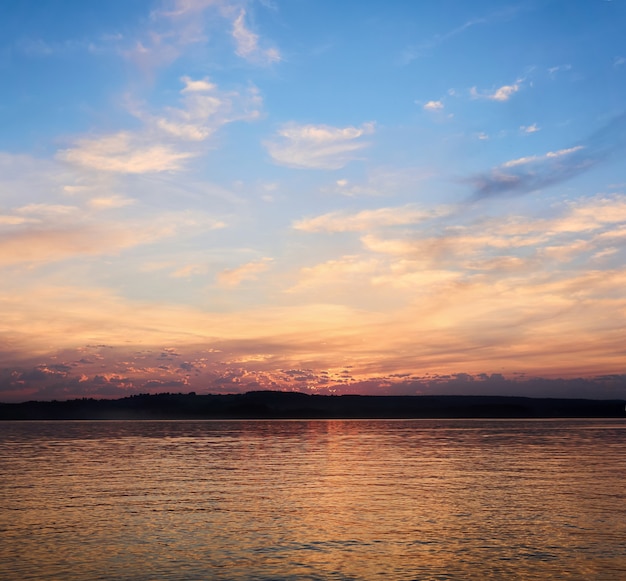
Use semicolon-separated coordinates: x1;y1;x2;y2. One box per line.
1;391;625;420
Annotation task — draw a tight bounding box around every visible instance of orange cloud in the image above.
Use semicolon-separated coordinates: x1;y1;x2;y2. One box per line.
217;257;273;287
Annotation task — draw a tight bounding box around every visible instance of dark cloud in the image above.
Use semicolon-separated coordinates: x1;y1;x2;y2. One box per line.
18;364;71;382
47;363;72;372
305;374;626;399
1;353;625;402
280;369;317;382
469;114;626;200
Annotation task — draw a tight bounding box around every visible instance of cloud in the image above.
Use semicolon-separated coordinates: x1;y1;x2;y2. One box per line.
490;84;520;101
501;146;584;169
3;188;626;402
470;80;522;101
58;132;195;173
400;6;524;65
170;263;209;278
15;203;80;217
521;123;540;134
0;153;80;209
283;197;626;382
160;0;222;17
88;195;136;209
3;212;626;401
290;195;626;310
286;255;381;295
370;267;461;290
142;77;263;141
548;64;572;76
555;194;626;233
3;359;625;400
0;215;37;225
180;77;216;93
121;0;214;72
0;226;147;266
468;115;626;199
287;252;461;297
0;285;378;375
360;194;626;273
265;122;375;169
232;9;281;65
59;77;262;174
324;167;432;198
217;257;273;286
0;205;225;267
293;204;449;233
400;15;489;64
130;0;280;71
423;100;444;111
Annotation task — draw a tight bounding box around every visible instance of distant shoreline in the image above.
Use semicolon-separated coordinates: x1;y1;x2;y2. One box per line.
1;391;625;420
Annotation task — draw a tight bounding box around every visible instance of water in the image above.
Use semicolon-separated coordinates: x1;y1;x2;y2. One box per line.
1;419;625;580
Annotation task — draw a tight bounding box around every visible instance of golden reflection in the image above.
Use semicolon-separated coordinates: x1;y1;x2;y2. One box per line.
1;420;625;580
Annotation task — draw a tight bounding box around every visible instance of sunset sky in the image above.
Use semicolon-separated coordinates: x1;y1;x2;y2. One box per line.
1;0;626;401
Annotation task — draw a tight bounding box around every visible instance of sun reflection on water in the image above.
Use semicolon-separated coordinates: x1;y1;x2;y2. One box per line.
1;419;625;579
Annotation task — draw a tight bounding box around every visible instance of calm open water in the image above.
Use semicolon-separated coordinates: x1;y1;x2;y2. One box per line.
1;419;625;580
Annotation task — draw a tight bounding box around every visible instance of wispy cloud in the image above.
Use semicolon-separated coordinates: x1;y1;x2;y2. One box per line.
401;16;486;64
232;8;280;65
400;6;522;65
293;204;449;233
360;194;626;270
88;195;136;209
58;132;195;173
286;255;380;294
58;77;262;174
470;80;522;101
520;123;540;134
501;146;584;168
170;263;209;278
217;257;273;287
139;76;262;141
127;0;280;71
547;64;572;76
468;115;626;199
0;204;225;267
324;167;432;198
160;0;222;17
265;122;375;169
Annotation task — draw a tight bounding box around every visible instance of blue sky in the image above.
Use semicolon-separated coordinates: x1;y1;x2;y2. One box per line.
1;0;626;401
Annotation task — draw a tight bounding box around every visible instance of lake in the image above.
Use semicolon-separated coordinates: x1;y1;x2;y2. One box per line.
1;419;625;580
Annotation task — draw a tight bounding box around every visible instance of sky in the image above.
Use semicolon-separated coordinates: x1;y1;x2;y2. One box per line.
1;0;626;402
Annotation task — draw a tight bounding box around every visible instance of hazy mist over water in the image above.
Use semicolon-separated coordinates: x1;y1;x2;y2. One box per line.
2;420;625;580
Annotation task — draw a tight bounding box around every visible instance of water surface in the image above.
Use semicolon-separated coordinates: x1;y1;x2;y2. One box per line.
1;419;625;579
